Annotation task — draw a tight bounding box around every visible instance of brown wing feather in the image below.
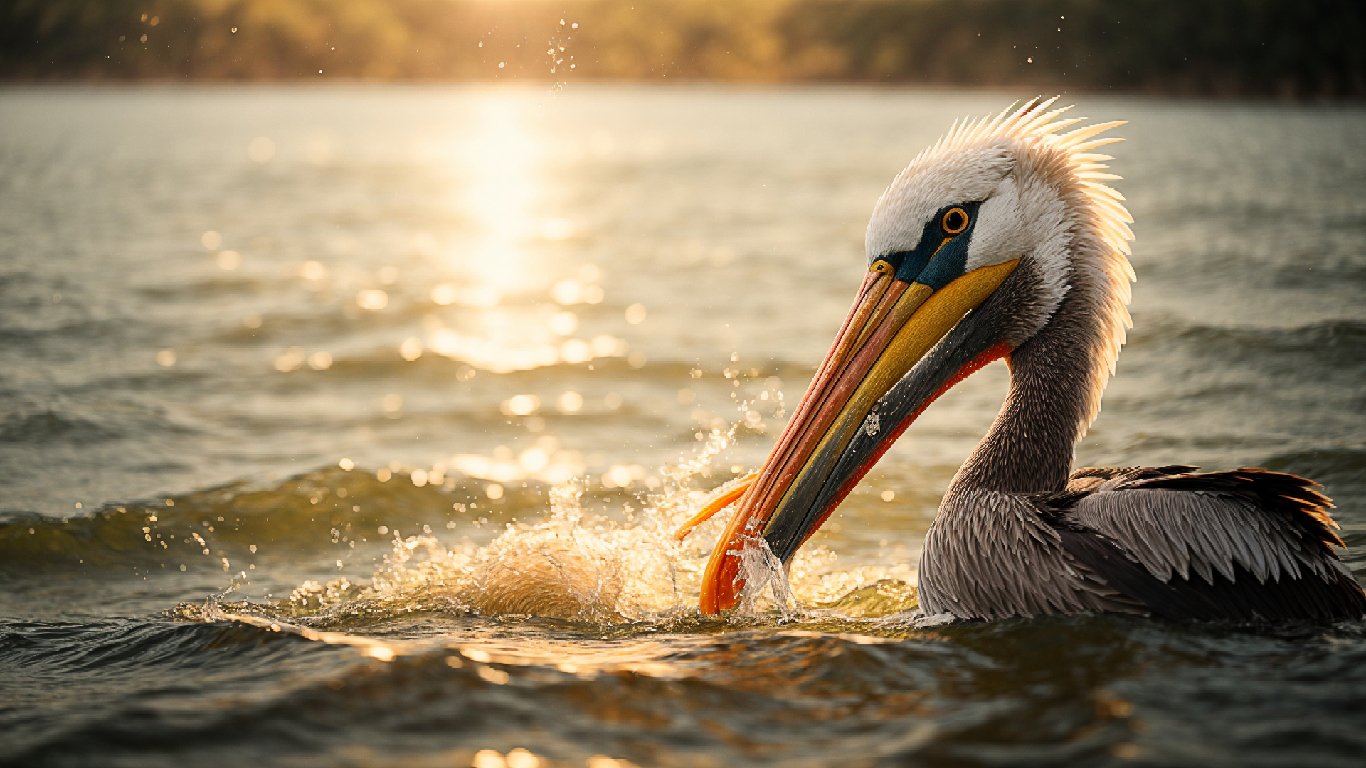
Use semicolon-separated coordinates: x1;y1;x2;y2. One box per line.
1040;466;1366;622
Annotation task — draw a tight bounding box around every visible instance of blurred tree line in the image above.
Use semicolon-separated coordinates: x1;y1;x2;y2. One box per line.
2;0;1362;96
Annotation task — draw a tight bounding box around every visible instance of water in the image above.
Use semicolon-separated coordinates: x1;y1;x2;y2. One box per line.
2;86;1365;767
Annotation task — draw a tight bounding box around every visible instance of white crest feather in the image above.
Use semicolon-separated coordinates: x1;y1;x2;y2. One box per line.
869;100;1137;433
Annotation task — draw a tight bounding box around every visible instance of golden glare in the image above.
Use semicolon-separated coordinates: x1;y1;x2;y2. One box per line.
472;750;505;768
475;666;511;685
457;99;543;300
500;394;541;417
356;288;388;311
414;97;630;375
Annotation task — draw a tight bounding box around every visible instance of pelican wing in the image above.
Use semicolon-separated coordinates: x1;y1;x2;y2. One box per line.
1044;466;1366;622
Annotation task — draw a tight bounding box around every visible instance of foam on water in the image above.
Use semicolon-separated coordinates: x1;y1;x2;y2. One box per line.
206;425;919;629
280;478;697;624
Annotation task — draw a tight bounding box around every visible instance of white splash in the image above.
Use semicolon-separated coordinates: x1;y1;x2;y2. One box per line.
733;534;797;620
863;412;881;437
268;423;917;626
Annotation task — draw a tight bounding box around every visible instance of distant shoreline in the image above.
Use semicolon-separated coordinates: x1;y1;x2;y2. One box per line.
1;79;1362;103
4;0;1362;100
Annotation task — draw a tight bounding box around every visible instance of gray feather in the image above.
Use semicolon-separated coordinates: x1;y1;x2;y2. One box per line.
917;467;1365;622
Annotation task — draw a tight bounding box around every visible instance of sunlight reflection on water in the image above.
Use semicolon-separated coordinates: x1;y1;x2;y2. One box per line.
2;87;1365;768
456;98;545;302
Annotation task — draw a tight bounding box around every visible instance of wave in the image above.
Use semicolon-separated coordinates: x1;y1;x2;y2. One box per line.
1261;447;1366;485
0;466;551;576
0;410;120;444
1131;316;1366;364
7;609;1366;768
0;617;305;674
1;613;929;765
0;449;918;631
0;400;202;447
305;351;808;384
0;317;117;345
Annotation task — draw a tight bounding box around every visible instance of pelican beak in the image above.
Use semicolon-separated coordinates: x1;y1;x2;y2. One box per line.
698;258;1019;614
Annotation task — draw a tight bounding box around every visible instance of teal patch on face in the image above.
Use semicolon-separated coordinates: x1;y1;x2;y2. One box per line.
869;201;983;287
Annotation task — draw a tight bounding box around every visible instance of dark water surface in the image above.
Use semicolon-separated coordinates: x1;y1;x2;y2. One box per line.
2;86;1365;767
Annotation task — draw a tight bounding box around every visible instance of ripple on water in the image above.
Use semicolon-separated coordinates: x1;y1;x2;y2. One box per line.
0;421;919;630
9;609;1366;768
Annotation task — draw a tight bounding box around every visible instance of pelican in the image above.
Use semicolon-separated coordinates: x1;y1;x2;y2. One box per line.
685;100;1366;622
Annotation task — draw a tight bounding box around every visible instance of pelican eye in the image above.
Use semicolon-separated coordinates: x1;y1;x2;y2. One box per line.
941;207;970;235
870;259;892;275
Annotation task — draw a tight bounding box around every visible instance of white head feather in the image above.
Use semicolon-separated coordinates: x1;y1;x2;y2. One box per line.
865;98;1137;429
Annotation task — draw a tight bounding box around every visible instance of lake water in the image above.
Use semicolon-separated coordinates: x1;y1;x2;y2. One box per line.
2;86;1364;767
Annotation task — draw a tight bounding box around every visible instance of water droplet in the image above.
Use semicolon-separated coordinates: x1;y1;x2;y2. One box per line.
548;310;578;336
500;394;540;417
472;748;505;768
863;413;880;437
505;748;541;768
356;288;388;311
399;337;423;361
216;249;241;270
557;390;584;413
273;347;305;373
430;283;457;305
551;278;583;305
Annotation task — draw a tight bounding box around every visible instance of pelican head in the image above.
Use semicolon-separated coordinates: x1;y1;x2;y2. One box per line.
699;99;1135;614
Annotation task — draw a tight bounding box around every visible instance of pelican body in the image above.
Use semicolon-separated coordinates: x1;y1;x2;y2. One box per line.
697;101;1366;622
